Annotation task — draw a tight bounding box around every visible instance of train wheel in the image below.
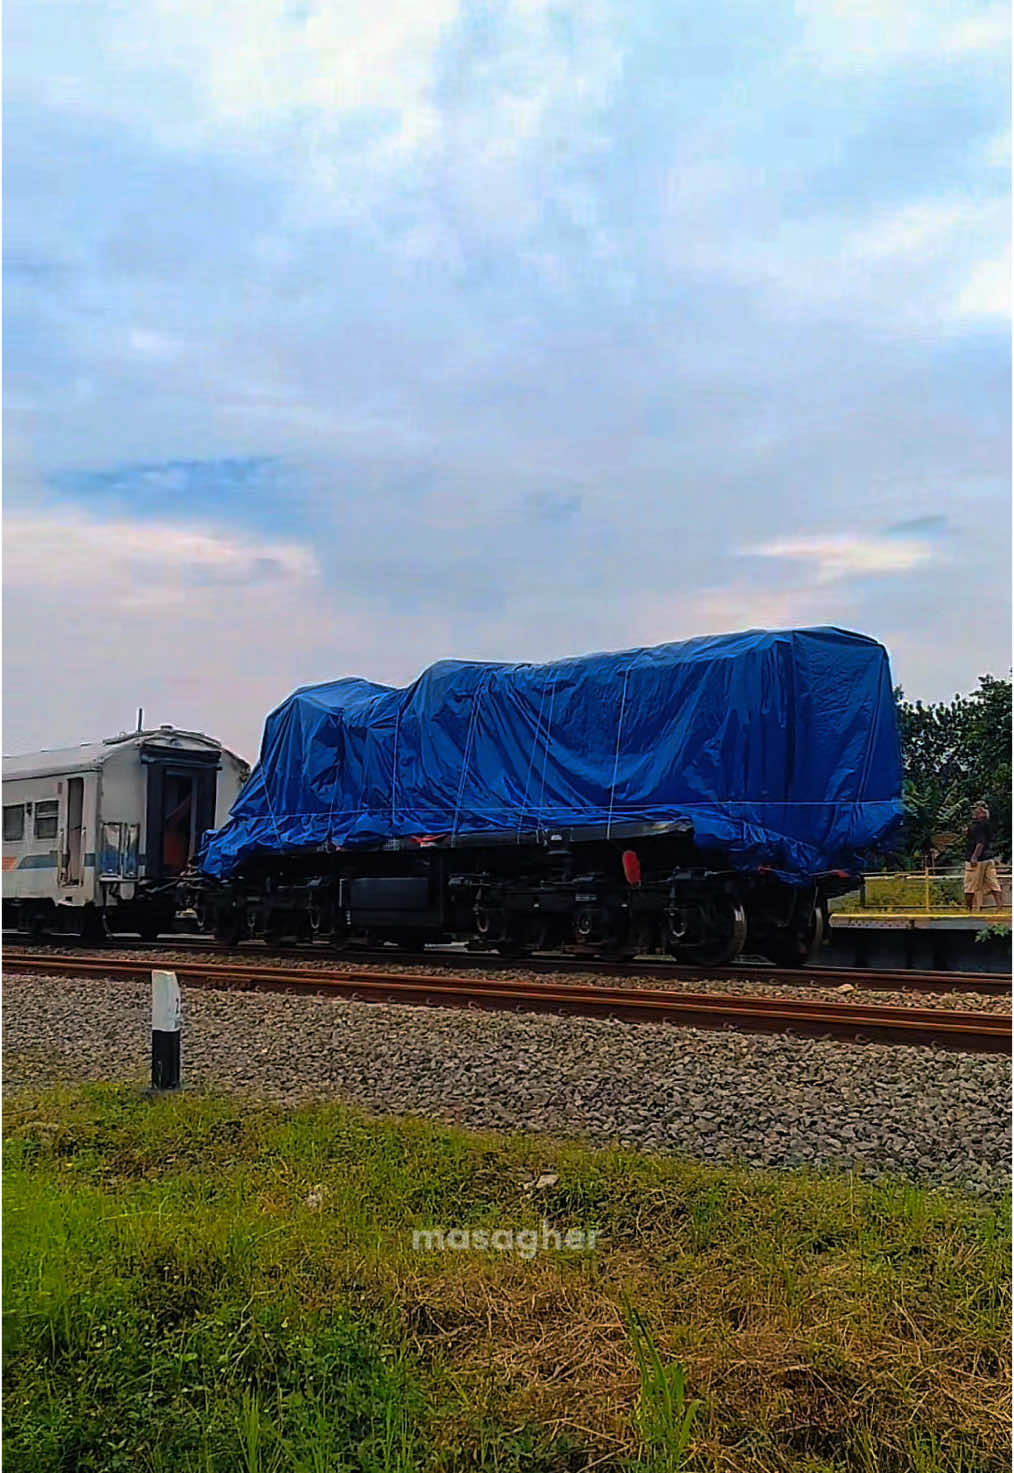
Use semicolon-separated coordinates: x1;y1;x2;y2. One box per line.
597;940;638;961
78;907;111;946
670;900;747;967
397;934;428;953
214;913;243;947
763;904;825;968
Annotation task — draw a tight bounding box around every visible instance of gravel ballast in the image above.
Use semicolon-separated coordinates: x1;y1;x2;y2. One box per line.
4;972;1010;1193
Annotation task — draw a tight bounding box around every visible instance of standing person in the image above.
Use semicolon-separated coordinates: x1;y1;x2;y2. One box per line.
964;803;1005;912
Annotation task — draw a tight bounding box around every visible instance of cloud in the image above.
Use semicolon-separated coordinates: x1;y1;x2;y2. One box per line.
984;129;1011;169
3;0;1010;736
742;533;938;584
526;490;583;524
884;514;949;536
12;0;458;153
953;249;1012;321
4;505;318;611
846;199;991;262
10;0;624;253
128;328;185;360
721;192;1010;329
840;196;1010;325
794;0;1010;69
3;511;319;757
632;583;850;645
3;501;437;757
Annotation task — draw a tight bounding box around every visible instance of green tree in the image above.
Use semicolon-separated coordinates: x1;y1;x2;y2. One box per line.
894;676;1011;866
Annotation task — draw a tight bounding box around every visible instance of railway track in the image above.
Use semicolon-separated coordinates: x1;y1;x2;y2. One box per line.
6;934;1010;996
5;950;1010;1053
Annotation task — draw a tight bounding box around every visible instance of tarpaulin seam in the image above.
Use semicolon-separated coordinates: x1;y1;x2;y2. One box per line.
255;708;290;854
535;675;559;826
857;663;887;797
259;773;286;853
325;710;343;847
390;708;401;829
452;671;491;838
606;669;631;840
517;676;549;837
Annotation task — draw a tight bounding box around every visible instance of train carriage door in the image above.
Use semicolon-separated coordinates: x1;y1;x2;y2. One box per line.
66;777;84;883
162;771;194;872
143;748;220;879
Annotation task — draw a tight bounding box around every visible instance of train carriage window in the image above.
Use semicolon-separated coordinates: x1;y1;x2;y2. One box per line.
34;800;59;840
3;805;25;841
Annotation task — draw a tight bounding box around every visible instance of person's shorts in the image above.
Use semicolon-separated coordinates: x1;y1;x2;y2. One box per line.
964;859;1002;902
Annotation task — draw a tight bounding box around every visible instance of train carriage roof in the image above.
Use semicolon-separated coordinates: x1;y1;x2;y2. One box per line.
3;728;244;783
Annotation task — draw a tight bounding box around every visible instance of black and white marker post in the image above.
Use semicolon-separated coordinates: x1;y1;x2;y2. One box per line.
151;969;182;1091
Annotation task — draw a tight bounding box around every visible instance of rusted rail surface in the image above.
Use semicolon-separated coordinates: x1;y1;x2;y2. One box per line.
4;951;1009;1054
6;935;1010;995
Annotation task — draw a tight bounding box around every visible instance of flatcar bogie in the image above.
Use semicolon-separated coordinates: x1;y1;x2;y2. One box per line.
184;838;845;967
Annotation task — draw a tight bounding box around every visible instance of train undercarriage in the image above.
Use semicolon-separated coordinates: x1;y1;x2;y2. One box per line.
5;881;183;943
184;828;852;967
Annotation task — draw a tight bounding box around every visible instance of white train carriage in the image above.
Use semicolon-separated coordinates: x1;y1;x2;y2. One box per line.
2;726;248;939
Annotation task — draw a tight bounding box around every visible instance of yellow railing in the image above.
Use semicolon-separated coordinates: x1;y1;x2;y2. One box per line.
839;869;1013;915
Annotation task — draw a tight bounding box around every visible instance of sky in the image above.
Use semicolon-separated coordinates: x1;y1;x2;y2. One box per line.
4;0;1011;763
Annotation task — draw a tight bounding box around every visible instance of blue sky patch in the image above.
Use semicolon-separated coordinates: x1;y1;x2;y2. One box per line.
51;458;309;538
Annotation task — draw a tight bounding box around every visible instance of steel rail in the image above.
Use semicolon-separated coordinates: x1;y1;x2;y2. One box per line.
4;951;1009;1053
4;935;1010;995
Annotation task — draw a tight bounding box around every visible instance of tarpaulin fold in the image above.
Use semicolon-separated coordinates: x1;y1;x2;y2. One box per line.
201;627;904;883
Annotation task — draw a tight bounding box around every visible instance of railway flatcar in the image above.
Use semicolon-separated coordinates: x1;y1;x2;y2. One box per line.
190;628;905;965
3;726;248;939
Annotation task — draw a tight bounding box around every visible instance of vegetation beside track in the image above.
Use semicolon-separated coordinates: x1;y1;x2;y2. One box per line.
894;675;1011;866
4;1086;1010;1472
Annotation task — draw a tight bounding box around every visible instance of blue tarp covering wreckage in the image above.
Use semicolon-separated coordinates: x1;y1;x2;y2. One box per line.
201;627;904;883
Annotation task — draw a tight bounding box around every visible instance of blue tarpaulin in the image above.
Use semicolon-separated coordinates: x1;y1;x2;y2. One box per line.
201;627;903;882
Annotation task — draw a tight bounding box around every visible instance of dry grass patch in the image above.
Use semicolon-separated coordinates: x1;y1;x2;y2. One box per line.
4;1084;1009;1472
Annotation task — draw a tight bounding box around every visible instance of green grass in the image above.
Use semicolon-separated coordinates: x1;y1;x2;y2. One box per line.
3;1084;1010;1472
